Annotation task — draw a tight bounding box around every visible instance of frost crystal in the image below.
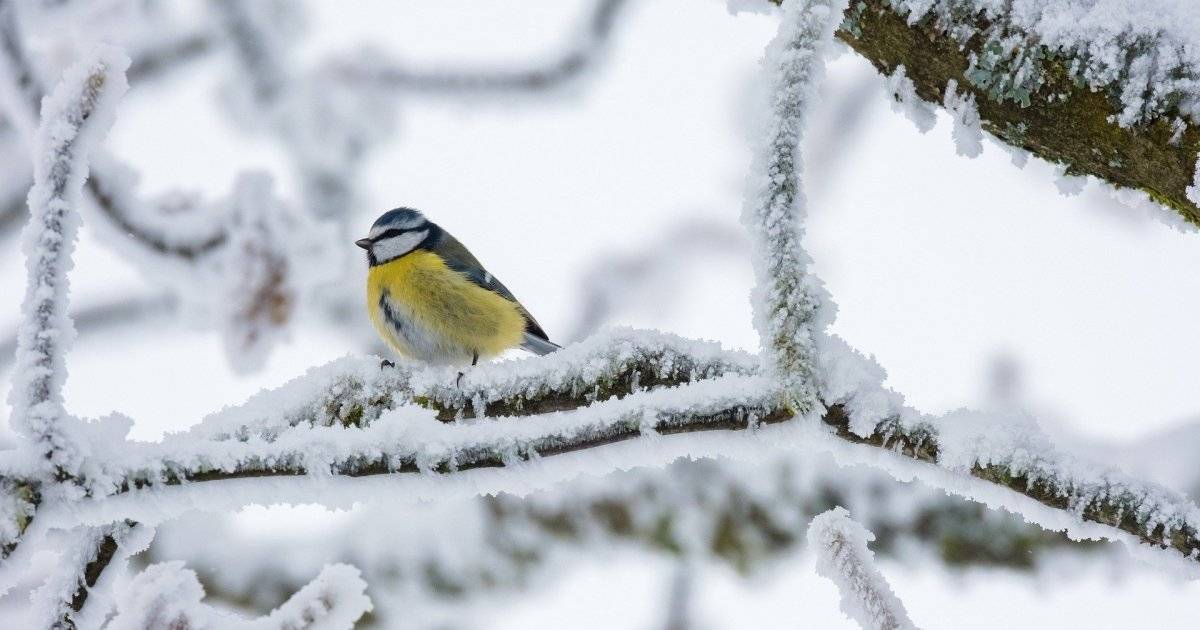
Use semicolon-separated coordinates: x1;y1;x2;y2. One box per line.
942;79;982;158
1187;158;1200;207
809;507;919;630
884;65;935;133
742;0;846;413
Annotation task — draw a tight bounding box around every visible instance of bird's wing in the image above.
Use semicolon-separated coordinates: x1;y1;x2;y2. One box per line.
437;233;554;343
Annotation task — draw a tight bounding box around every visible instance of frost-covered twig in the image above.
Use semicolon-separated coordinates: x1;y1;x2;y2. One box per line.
808;507;918;630
107;562;371;630
337;0;629;95
30;521;135;630
0;1;228;260
742;0;844;413
9;47;129;482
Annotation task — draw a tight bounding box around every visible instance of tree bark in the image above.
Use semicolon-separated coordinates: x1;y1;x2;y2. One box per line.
772;0;1200;227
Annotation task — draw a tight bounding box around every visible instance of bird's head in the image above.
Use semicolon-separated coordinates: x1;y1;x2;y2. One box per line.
356;207;433;265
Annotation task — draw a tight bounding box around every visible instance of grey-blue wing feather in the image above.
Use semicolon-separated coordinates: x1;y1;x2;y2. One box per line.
435;233;556;345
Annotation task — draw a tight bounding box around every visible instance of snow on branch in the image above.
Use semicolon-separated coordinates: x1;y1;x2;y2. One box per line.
9;46;129;482
0;477;36;560
742;0;845;414
819;396;1200;572
29;520;138;629
107;562;371;630
0;2;228;260
815;0;1200;226
9;339;1197;576
185;328;758;442
104;371;780;496
808;507;918;630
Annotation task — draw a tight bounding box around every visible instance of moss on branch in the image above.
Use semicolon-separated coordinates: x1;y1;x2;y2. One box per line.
770;0;1200;227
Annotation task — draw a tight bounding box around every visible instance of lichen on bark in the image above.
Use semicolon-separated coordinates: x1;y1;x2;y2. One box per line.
770;0;1200;227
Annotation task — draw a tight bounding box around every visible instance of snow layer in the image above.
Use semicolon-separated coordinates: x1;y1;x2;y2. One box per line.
742;0;845;413
942;79;982;158
884;65;935;133
187;328;755;442
8;46;129;479
892;0;1200;126
809;507;918;630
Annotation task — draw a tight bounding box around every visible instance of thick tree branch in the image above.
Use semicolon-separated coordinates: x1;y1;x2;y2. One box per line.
762;0;1200;227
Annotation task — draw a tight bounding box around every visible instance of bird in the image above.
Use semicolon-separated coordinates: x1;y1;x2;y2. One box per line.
356;207;560;371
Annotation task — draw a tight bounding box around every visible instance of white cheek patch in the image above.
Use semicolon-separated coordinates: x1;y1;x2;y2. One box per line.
373;230;428;262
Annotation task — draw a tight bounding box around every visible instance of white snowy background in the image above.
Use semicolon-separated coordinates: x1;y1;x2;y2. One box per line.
2;0;1200;627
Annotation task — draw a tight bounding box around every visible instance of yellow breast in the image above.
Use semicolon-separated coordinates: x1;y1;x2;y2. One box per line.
366;250;527;363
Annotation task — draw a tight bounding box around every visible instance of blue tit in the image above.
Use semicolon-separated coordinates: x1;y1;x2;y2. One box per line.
356;207;560;367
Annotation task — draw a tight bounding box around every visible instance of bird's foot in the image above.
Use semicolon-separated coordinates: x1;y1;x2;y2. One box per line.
455;371;464;388
380;359;395;370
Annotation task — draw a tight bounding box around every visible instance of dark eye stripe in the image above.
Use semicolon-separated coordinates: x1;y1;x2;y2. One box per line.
373;222;428;242
375;227;411;241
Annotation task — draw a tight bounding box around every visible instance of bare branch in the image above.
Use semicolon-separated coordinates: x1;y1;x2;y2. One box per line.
126;32;215;85
335;0;629;95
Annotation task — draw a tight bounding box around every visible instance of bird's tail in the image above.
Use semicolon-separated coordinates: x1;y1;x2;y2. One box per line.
521;332;561;356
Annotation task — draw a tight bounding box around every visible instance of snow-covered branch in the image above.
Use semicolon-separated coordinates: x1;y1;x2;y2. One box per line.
29;521;137;629
143;455;1074;624
742;0;844;413
809;0;1200;227
808;507;918;630
9;46;129;482
0;2;228;260
107;562;371;630
335;0;629;95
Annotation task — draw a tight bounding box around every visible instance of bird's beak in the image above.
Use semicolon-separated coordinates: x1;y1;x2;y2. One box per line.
354;238;372;250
